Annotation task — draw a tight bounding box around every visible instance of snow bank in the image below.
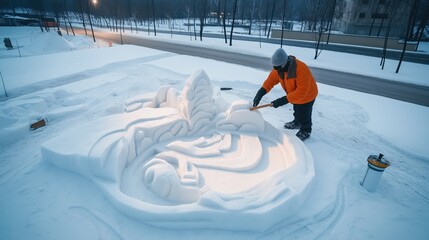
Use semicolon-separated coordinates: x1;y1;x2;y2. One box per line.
0;27;102;58
41;70;315;231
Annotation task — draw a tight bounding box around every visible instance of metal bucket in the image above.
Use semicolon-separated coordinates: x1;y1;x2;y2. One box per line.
361;154;390;192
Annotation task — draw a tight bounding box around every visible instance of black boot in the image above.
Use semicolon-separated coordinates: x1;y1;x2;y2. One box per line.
284;120;300;129
296;130;311;141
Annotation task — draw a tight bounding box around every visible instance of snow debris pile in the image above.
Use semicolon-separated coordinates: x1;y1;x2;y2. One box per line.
0;90;87;146
41;70;315;231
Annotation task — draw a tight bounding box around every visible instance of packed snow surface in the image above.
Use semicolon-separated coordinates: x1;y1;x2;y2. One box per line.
1;27;428;240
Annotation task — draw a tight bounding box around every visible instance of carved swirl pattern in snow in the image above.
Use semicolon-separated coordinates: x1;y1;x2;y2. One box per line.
41;70;315;231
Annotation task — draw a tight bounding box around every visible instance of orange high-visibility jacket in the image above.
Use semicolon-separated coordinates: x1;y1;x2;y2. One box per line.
262;57;318;104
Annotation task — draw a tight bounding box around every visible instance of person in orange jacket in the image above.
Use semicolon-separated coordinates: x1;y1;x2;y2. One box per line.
253;48;318;141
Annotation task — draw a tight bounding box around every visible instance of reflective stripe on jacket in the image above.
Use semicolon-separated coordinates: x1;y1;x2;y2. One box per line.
262;57;318;104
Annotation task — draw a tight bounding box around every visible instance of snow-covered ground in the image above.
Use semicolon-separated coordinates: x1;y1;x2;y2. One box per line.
0;26;428;240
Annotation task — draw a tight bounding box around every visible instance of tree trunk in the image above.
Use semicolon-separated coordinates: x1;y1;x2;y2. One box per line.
249;0;257;34
314;28;323;59
240;0;245;25
63;15;69;34
102;16;110;29
151;0;157;36
280;0;287;48
146;0;150;35
267;0;277;38
86;0;96;42
79;0;87;35
129;0;133;33
115;0;119;32
194;0;197;40
396;0;419;73
326;0;337;44
369;3;381;36
414;3;429;43
67;16;75;35
415;11;428;50
230;0;238;46
314;0;328;59
199;0;208;41
55;13;61;32
223;0;228;43
217;0;222;24
62;0;69;34
381;17;393;70
264;2;269;36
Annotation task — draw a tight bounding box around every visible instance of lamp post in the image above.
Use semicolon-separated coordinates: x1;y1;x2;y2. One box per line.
86;0;97;42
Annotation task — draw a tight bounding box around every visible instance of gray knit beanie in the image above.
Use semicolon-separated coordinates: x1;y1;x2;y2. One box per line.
271;48;289;67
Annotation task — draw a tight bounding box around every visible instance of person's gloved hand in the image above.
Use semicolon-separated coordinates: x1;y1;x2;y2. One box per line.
271;96;288;108
253;88;267;107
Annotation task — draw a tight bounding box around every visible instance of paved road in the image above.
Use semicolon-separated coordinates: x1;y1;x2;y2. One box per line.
78;29;429;107
164;29;429;65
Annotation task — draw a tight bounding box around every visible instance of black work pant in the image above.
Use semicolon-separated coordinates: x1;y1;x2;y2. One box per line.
293;99;315;132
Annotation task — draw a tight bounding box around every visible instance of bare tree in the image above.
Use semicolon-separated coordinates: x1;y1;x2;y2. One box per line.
295;1;308;32
369;0;382;36
413;0;429;47
146;0;150;34
63;0;75;35
78;0;88;35
381;5;399;69
31;0;47;32
248;0;257;34
185;5;192;33
326;0;340;44
199;0;208;41
396;0;420;73
264;1;270;35
313;0;331;59
52;0;62;32
151;0;157;35
230;0;238;46
215;0;222;24
376;0;391;36
306;0;318;30
194;0;197;40
267;0;277;38
85;0;96;42
223;0;228;43
128;0;133;33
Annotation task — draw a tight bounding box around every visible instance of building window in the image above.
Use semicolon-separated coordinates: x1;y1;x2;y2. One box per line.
359;13;366;18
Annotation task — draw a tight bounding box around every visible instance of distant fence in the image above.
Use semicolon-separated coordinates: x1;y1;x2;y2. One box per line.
271;29;417;51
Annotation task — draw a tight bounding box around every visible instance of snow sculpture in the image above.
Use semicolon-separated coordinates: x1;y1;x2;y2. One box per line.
178;70;217;135
217;100;265;133
142;157;202;203
41;70;315;231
